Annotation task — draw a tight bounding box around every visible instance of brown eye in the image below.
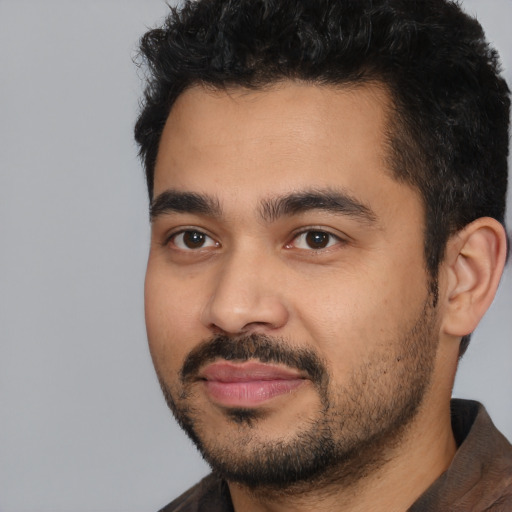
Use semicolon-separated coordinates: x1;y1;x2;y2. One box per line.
183;231;206;248
290;230;341;250
305;231;330;249
172;230;217;250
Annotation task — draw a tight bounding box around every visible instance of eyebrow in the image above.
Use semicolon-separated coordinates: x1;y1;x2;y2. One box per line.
150;190;221;220
259;188;377;224
150;187;377;225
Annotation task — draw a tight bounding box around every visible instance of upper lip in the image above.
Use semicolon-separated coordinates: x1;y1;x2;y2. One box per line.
199;361;306;382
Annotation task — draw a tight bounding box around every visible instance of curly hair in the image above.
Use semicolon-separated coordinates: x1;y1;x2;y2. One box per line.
134;0;510;356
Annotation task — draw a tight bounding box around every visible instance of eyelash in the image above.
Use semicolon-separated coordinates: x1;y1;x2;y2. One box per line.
166;229;219;251
286;229;343;251
165;228;345;252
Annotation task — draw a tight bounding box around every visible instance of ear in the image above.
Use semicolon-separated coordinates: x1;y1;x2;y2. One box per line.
441;217;508;337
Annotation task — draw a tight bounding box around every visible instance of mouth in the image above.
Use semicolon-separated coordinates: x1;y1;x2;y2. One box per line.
198;360;307;407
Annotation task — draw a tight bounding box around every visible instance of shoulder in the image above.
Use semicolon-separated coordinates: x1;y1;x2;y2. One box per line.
409;400;512;511
158;473;232;512
157;480;203;512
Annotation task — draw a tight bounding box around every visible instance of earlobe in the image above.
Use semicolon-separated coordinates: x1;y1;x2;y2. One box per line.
442;217;507;337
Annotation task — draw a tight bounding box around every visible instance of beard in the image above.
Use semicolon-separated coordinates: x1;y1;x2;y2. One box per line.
154;294;439;493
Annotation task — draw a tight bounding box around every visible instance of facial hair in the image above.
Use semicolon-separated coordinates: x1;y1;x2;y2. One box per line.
155;294;439;493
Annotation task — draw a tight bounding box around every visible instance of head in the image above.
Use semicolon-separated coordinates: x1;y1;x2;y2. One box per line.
135;0;509;493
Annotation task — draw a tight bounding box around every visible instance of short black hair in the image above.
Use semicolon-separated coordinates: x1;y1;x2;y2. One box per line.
134;0;510;356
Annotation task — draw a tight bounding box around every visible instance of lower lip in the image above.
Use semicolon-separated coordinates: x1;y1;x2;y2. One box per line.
204;379;305;407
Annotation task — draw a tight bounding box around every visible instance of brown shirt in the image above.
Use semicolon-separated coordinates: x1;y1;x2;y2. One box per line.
160;400;512;512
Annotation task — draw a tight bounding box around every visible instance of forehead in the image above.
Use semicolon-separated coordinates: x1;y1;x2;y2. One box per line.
153;81;418;217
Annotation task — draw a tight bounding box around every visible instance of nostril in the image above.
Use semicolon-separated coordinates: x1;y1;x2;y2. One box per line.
200;269;290;335
208;320;284;338
208;324;229;336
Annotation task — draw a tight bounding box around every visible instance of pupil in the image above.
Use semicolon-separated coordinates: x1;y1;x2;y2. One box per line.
306;231;329;248
184;231;205;248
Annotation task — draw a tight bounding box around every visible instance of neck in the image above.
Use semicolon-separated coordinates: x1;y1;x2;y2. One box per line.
228;396;456;512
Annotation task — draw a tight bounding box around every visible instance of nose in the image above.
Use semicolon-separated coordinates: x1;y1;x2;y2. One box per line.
200;250;290;336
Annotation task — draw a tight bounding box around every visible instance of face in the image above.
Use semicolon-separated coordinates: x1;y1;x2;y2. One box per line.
145;82;440;489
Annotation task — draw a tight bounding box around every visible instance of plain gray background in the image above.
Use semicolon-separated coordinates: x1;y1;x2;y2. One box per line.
0;1;510;511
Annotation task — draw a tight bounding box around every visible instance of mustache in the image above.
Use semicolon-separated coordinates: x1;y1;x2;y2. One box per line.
180;333;327;385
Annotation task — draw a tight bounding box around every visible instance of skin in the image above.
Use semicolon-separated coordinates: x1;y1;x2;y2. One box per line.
145;82;506;511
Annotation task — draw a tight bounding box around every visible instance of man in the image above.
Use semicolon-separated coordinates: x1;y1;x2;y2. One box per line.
135;0;512;510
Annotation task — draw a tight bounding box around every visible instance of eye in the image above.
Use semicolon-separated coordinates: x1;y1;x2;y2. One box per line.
289;230;341;250
170;230;218;250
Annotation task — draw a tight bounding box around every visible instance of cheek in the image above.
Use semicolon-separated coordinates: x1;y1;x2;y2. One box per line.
144;262;205;373
292;256;428;370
